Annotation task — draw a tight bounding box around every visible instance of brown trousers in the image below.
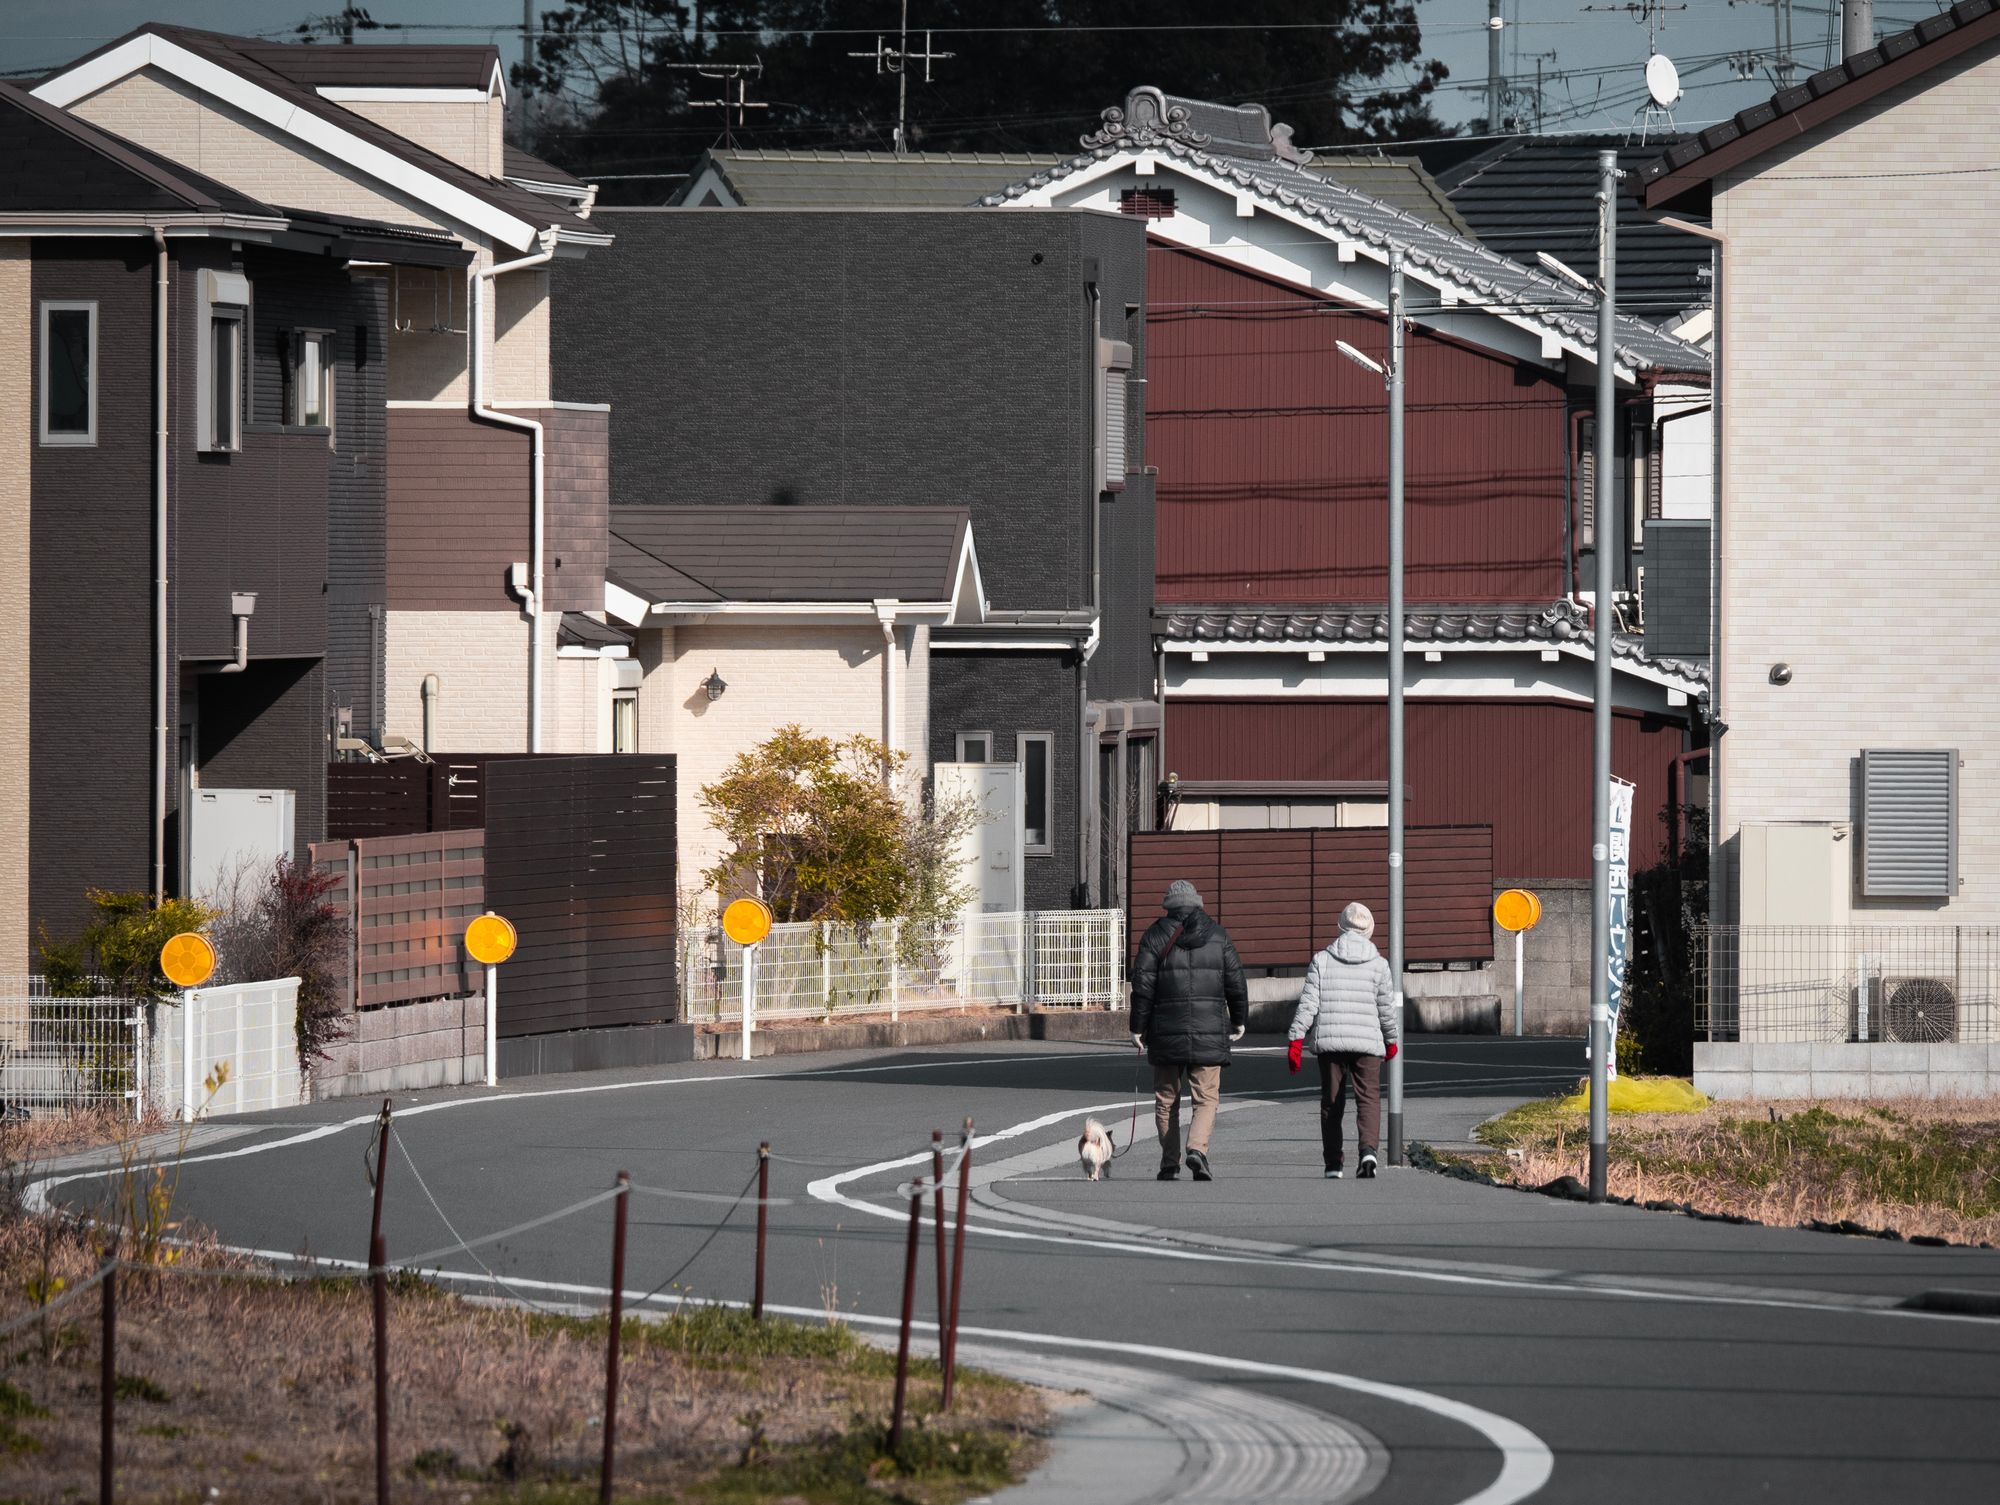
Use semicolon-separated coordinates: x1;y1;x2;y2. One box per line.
1153;1063;1221;1168
1317;1052;1381;1170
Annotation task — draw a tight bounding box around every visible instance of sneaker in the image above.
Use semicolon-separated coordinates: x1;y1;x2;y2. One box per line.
1357;1152;1378;1180
1185;1149;1213;1182
1156;1167;1179;1181
1324;1168;1344;1180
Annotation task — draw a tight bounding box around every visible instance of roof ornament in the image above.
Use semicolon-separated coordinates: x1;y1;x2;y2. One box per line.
1080;85;1210;149
1269;122;1315;166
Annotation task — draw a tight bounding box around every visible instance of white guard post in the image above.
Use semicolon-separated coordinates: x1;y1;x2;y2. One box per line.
485;962;498;1087
742;941;757;1062
181;988;198;1124
1515;929;1526;1038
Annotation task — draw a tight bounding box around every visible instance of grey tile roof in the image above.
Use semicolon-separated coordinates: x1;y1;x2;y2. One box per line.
557;613;634;650
980;88;1709;377
1434;135;1711;324
1640;0;2000;207
611;506;972;605
671;148;1065;208
505;144;586;190
1158;605;1709;685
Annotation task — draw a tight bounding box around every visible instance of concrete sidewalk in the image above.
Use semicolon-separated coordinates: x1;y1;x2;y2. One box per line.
978;1085;2000;1307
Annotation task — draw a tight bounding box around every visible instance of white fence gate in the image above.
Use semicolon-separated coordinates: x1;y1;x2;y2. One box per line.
150;978;304;1120
0;977;145;1116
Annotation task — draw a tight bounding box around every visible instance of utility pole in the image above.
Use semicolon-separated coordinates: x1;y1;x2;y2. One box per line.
1842;0;1873;59
1487;0;1506;132
1333;251;1407;1163
851;1;953;156
1589;149;1618;1205
1385;247;1407;1167
520;0;534;143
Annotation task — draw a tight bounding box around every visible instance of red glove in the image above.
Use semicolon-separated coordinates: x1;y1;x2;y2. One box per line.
1386;1042;1399;1061
1287;1039;1304;1074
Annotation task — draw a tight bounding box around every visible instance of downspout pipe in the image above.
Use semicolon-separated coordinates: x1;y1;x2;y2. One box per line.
876;603;900;769
216;593;256;673
152;230;169;904
471;228;560;752
421;673;441;754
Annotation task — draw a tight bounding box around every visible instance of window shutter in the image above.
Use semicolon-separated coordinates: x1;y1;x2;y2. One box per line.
1861;749;1958;898
1576;416;1596;551
1646;424;1664;520
1104;369;1128;490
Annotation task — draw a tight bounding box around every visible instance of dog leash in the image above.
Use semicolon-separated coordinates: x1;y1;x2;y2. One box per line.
1109;916;1186;1161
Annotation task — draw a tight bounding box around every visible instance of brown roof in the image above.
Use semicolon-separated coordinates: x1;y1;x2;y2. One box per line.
505;144;586;190
36;26;602;249
1640;0;2000;211
610;506;973;605
228;41;504;93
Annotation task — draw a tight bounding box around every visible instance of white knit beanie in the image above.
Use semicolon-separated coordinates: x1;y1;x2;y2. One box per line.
1339;901;1375;937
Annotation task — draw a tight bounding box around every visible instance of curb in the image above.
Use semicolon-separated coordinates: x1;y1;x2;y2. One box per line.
690;1009;1130;1059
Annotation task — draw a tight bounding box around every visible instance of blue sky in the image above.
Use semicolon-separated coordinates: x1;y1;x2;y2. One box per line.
0;0;1925;147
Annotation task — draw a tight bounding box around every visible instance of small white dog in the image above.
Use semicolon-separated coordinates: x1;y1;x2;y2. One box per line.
1077;1118;1116;1181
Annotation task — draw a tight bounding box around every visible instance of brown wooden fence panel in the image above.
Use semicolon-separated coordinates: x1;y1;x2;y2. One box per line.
1129;825;1494;966
308;839;358;1016
352;830;486;1008
327;763;433;840
483;755;676;1036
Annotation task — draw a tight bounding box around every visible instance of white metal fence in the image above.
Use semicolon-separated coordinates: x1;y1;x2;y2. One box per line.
0;977;145;1117
149;978;304;1120
680;909;1126;1023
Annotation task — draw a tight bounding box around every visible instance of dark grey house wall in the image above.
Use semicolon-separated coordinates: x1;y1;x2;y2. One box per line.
29;241;160;944
1644;518;1711;658
196;658;327;864
928;652;1081;910
553;208;1149;615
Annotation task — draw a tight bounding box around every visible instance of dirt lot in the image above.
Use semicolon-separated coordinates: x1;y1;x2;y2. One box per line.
1452;1092;2000;1246
0;1211;1049;1504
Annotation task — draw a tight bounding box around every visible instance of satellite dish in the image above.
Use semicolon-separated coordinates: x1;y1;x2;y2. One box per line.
1646;53;1682;107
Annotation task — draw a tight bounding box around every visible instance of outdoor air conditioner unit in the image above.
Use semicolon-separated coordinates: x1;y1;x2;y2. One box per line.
1871;975;1960;1043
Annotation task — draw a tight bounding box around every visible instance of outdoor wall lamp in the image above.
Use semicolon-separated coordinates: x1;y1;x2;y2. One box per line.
1768;663;1792;686
703;668;728;701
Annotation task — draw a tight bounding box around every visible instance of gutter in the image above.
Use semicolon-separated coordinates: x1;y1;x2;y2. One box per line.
470;227;560;752
151;229;169;903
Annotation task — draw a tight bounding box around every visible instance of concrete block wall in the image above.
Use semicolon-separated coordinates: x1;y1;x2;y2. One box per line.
315;994;486;1099
1712;35;2000;926
1696;1041;2000;1101
1491;879;1592;1035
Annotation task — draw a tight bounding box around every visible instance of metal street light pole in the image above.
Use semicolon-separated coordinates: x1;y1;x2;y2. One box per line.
1589;149;1618;1204
1386;248;1407;1166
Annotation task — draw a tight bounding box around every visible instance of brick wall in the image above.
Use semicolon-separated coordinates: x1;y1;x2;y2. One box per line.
382;608;547;751
342;99;500;177
1712;33;2000;923
0;241;26;971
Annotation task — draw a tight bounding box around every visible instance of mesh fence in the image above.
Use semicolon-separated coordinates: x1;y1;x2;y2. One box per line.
0;978;145;1116
680;910;1125;1022
1695;926;2000;1044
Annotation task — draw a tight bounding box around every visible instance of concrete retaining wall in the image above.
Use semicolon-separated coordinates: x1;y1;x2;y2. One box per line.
314;995;486;1100
697;1008;1130;1060
1695;1041;2000;1100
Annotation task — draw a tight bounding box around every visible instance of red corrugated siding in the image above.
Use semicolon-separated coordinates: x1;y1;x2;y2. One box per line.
1147;244;1569;605
1128;825;1495;966
1166;698;1684;880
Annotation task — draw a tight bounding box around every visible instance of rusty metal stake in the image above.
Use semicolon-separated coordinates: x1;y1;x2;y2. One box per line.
931;1131;947;1356
369;1098;392;1255
99;1263;115;1505
753;1143;770;1320
942;1118;972;1411
371;1232;389;1505
888;1177;922;1455
601;1172;629;1504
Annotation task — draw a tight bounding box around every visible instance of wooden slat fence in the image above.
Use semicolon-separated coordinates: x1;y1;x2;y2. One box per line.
312;830;486;1010
327;754;536;840
483;755;677;1036
1128;825;1495;966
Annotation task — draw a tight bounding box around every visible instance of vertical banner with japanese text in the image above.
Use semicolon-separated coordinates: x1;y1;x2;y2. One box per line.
1605;776;1635;1079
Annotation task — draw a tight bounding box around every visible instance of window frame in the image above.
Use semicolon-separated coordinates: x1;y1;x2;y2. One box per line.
289;328;335;436
38;300;98;447
611;689;639;754
1020;732;1055;857
955;731;993;763
204;305;245;453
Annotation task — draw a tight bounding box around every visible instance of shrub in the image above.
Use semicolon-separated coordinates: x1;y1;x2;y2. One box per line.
214;859;350;1070
38;891;218;1003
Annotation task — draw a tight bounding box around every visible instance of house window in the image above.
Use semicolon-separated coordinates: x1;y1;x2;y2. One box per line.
1097;338;1134;495
1021;733;1053;855
290;330;333;432
1120;188;1176;218
956;732;992;763
612;690;638;754
39;301;96;445
1860;749;1958;899
198;269;250;454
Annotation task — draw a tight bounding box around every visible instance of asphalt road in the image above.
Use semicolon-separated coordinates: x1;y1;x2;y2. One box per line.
39;1036;2000;1504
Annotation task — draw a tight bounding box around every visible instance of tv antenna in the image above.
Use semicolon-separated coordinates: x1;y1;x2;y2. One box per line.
664;58;767;147
1584;1;1687;141
848;1;953;157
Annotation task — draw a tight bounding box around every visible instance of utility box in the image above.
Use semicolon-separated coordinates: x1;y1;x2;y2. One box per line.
188;788;297;904
1739;821;1852;927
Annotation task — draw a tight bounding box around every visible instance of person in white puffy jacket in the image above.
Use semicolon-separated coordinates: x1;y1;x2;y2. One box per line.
1286;901;1400;1179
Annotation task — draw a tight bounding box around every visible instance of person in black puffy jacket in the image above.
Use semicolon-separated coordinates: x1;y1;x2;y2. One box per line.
1129;880;1248;1182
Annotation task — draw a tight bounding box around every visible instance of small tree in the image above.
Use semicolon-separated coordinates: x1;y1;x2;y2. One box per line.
214;858;352;1070
698;726;979;927
39;890;219;1002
